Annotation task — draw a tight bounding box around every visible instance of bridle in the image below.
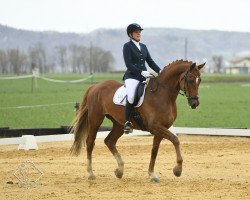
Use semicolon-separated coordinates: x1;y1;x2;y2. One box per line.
179;70;199;103
149;69;200;104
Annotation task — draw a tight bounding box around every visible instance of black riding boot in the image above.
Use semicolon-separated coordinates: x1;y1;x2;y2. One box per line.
124;101;133;134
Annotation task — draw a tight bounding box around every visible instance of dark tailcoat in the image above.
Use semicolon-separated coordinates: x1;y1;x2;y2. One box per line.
123;40;161;81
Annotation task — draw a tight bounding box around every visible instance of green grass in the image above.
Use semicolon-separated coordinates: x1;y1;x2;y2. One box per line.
0;73;250;128
174;82;250;128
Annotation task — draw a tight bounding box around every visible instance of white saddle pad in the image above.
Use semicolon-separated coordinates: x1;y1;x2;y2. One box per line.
113;85;146;107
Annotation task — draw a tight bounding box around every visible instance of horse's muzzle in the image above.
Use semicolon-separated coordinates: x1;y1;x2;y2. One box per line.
188;96;199;109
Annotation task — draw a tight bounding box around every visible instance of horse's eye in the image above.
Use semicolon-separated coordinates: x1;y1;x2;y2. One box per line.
188;79;195;84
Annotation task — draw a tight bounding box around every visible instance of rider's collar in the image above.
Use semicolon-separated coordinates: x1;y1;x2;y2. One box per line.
131;39;141;50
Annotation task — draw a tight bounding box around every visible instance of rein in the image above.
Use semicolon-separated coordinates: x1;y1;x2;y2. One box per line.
149;75;181;95
149;71;199;101
149;75;183;96
149;75;159;93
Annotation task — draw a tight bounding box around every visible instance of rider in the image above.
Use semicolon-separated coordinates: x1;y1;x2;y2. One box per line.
123;23;161;134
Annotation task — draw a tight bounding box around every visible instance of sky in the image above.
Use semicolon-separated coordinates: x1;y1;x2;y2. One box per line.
0;0;250;33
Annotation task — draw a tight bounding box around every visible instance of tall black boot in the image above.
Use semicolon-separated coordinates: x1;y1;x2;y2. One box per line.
124;101;133;134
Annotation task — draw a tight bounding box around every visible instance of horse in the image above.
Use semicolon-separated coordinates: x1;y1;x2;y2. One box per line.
70;59;205;183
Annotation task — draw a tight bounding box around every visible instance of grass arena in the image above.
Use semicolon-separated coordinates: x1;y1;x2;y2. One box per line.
0;134;249;200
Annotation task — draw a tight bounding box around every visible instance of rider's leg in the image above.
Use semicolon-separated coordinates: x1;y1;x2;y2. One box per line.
124;79;139;134
124;100;133;134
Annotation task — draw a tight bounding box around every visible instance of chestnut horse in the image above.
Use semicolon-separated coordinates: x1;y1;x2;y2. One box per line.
70;60;205;182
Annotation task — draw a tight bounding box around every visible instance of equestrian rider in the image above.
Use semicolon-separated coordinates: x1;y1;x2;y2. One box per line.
123;23;161;134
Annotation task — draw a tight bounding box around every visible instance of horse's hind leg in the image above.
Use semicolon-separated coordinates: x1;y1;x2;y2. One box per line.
86;126;98;180
86;116;105;180
104;121;124;178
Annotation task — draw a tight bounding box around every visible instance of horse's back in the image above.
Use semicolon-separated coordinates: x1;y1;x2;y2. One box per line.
86;80;122;105
92;80;122;92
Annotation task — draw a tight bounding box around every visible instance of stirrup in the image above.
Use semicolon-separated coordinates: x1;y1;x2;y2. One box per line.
124;121;133;134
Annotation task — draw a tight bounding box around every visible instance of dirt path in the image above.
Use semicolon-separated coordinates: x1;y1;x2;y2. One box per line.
0;135;249;200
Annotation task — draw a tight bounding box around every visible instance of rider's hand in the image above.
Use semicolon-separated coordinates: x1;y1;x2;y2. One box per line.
141;71;152;78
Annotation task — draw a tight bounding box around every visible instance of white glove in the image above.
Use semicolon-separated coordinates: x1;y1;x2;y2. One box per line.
141;71;151;78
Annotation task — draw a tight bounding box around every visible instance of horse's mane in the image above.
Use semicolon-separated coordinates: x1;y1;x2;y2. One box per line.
162;59;193;73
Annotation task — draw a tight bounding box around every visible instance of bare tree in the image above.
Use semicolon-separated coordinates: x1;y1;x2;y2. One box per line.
212;55;223;73
78;46;89;73
28;43;47;73
0;42;115;74
99;51;114;72
7;49;27;74
55;45;67;73
0;50;8;73
68;44;79;73
90;47;114;72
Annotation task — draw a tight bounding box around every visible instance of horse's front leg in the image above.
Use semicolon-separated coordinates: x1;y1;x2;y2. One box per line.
172;134;183;177
148;135;163;183
152;126;183;177
164;128;183;177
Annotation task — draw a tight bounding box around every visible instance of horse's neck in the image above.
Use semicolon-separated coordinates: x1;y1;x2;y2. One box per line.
159;64;187;91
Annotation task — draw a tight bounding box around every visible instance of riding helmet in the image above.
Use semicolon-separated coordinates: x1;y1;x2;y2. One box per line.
127;23;143;36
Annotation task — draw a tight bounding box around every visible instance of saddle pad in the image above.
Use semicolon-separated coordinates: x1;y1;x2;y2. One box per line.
113;85;146;107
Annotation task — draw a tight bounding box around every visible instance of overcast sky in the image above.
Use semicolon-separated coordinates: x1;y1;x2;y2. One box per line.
1;0;250;33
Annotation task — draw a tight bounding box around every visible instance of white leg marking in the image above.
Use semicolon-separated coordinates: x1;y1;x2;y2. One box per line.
87;159;95;179
114;153;124;173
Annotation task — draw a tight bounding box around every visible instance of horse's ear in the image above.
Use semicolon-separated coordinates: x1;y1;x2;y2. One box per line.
197;62;206;70
189;62;196;71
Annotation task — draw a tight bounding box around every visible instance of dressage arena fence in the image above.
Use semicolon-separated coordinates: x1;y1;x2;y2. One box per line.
0;73;94;93
0;126;111;138
0;73;93;83
0;127;249;150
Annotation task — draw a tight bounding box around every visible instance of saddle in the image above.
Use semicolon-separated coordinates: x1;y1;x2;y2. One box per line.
133;82;146;106
113;82;147;131
113;81;146;107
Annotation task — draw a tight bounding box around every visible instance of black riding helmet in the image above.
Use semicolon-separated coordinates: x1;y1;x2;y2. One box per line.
127;23;143;37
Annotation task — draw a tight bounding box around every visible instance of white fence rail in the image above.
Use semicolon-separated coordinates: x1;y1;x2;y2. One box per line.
0;128;249;149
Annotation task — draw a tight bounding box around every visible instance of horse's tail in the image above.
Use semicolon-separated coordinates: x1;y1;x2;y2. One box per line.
70;88;91;156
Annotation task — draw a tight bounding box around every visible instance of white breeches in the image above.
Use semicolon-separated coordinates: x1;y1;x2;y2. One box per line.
125;79;140;104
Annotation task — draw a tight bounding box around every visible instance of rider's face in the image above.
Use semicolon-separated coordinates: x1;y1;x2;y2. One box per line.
131;30;141;42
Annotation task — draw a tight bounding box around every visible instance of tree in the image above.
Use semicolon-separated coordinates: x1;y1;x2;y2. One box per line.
7;49;27;74
68;44;79;73
55;45;67;73
0;50;8;73
90;47;114;72
212;55;223;73
99;51;114;72
28;43;47;73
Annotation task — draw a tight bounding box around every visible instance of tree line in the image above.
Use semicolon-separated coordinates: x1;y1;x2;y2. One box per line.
0;43;115;74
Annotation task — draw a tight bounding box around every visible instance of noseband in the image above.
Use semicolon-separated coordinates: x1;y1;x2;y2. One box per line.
180;70;199;102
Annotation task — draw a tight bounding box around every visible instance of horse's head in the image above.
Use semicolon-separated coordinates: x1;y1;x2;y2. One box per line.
179;62;205;109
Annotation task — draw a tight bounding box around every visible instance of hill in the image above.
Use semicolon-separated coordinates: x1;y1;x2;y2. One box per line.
1;24;250;70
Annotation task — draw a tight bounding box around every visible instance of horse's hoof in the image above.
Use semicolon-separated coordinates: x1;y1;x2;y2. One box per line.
151;177;160;183
88;175;96;180
173;166;182;177
114;169;123;179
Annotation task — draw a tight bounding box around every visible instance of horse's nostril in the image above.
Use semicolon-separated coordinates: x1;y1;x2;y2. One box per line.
190;101;199;109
